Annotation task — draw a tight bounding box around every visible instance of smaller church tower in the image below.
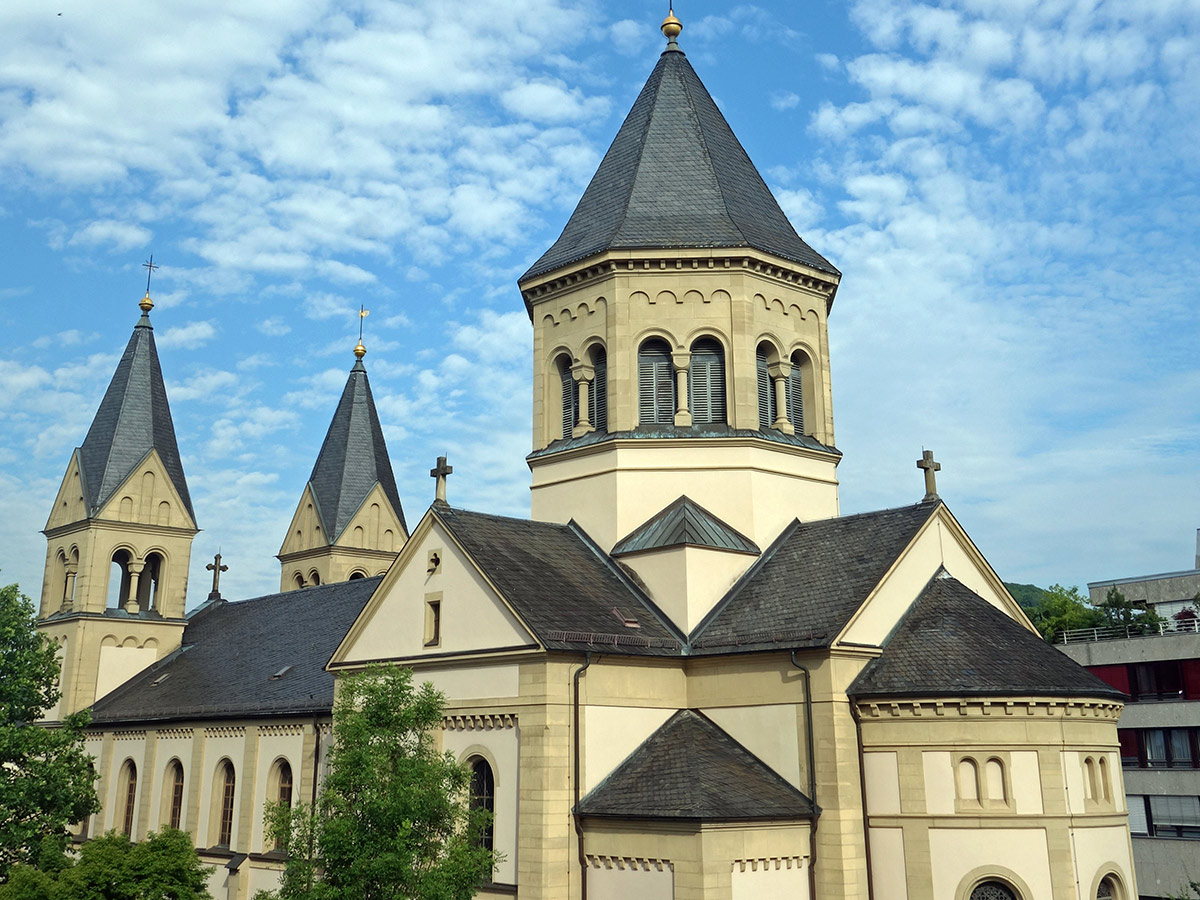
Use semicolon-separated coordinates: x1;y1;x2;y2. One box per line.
278;337;407;590
38;285;197;718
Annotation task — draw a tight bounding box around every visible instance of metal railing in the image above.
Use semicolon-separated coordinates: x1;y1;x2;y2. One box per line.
1055;618;1200;644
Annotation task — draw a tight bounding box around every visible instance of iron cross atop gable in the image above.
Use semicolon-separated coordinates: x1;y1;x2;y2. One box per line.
142;255;158;293
431;456;453;504
917;449;941;502
206;552;228;600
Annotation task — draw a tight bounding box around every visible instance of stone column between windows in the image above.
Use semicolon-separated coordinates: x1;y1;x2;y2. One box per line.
767;361;795;435
124;563;144;614
672;350;692;427
571;362;595;438
63;568;78;611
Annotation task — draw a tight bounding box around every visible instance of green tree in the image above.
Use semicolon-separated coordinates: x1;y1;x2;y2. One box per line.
0;829;213;899
1013;583;1106;641
260;665;495;900
0;581;100;878
1101;586;1164;633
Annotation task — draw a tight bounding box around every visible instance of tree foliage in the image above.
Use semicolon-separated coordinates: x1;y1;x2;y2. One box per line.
258;665;495;900
0;829;212;899
1010;583;1106;641
1100;586;1165;632
0;581;100;878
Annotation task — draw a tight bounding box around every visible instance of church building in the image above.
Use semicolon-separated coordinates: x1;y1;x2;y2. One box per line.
36;13;1136;900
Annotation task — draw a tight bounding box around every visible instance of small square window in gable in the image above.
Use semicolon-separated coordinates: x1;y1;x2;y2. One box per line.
424;592;442;648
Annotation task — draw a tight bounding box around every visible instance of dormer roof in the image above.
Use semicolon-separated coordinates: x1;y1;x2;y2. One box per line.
521;43;838;284
78;310;193;520
306;358;406;542
611;495;759;557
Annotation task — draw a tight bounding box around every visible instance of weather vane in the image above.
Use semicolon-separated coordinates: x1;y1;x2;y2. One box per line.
142;255;158;294
359;304;369;340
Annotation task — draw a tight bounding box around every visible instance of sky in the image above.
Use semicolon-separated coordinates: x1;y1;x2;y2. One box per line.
1;0;1198;608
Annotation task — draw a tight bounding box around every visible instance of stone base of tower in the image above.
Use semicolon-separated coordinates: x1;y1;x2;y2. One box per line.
528;436;840;552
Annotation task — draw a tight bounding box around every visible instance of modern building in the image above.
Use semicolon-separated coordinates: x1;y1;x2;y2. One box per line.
37;13;1137;900
1057;542;1200;899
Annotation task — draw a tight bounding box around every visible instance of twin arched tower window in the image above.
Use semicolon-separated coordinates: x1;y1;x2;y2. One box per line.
637;338;727;427
558;348;608;439
688;339;726;425
756;346;805;434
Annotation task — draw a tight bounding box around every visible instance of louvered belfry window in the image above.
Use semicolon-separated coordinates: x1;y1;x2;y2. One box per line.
787;353;804;434
558;357;576;439
638;339;674;425
688;338;726;425
756;347;775;429
590;348;607;432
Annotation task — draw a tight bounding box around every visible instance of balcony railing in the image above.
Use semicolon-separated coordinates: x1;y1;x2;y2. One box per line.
1055;618;1200;644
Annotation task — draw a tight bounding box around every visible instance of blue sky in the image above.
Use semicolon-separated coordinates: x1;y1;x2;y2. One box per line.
2;0;1198;606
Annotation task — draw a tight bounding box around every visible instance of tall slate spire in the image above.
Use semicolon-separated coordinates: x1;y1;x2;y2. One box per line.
521;32;839;282
79;304;194;520
306;350;407;542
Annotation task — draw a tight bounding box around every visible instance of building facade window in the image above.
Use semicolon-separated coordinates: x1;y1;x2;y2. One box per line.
120;760;137;837
557;355;576;439
756;345;775;429
970;882;1019;900
217;761;236;847
168;761;184;830
637;339;674;426
1146;794;1200;838
787;351;806;434
589;347;607;432
468;756;495;853
687;338;726;425
1117;727;1198;768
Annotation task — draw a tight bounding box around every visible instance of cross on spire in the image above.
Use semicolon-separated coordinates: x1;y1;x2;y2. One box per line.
206;551;228;600
143;254;158;293
430;455;453;504
917;449;941;502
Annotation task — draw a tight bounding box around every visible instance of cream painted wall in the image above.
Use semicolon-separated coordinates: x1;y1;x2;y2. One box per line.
869;827;908;900
588;859;673;900
928;828;1053;900
730;857;808;900
196;733;246;847
150;734;194;831
923;751;955;816
104;734;148;833
426;664;522;702
1063;750;1087;815
583;705;674;793
864;752;901;815
337;520;534;665
703;705;801;789
1011;751;1043;815
620;545;757;635
96;645;159;700
443;724;521;885
1069;825;1136;900
250;731;307;851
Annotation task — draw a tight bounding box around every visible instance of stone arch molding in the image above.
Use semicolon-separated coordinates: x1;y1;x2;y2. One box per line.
1087;867;1129;900
543;295;607;327
757;292;819;320
954;865;1035;900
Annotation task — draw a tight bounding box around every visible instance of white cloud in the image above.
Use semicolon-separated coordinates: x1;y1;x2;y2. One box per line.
66;219;151;252
168;369;240;402
157;321;217;349
501;80;609;123
257;317;292;336
770;91;800;111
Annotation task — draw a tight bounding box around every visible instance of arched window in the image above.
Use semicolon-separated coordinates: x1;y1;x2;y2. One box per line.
278;761;293;808
108;550;132;608
589;346;607;432
985;758;1006;803
957;758;979;802
120;760;137;837
308;570;320;587
348;571;365;581
688;338;726;425
217;760;236;847
1097;876;1119;899
293;573;304;590
787;350;807;434
1099;756;1111;802
468;756;495;853
166;760;184;830
1084;757;1097;800
556;355;576;438
638;339;674;425
970;883;1018;900
138;552;163;610
756;344;776;429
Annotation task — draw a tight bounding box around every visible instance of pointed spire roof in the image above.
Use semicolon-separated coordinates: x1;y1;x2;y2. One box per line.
521;34;838;283
306;353;406;542
79;306;194;520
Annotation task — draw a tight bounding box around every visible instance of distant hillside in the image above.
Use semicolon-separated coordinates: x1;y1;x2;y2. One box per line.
1005;582;1050;611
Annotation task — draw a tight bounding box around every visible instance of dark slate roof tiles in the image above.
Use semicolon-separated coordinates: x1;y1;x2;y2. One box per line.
521;47;837;283
578;709;816;820
307;359;406;541
848;577;1128;701
612;495;759;556
690;502;940;652
89;577;380;723
436;506;684;655
79;313;193;519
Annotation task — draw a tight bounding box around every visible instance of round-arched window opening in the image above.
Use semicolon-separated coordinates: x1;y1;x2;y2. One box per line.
467;756;495;853
970;882;1018;900
1097;876;1119;899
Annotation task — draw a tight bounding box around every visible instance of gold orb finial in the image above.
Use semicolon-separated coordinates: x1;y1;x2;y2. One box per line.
139;291;154;313
661;7;682;41
354;339;366;359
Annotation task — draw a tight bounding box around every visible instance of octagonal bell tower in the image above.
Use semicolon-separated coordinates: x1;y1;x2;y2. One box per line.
522;14;842;552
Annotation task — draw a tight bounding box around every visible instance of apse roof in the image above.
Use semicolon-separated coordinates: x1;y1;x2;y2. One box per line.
521;42;838;283
306;358;406;542
78;311;193;520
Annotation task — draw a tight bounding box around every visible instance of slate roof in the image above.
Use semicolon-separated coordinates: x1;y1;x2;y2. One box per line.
849;577;1128;701
577;709;816;820
89;577;380;724
611;495;759;557
78;311;193;519
521;43;838;283
436;506;684;655
690;502;940;653
306;358;406;542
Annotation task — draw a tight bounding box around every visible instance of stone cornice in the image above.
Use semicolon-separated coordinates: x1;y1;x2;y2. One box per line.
855;698;1124;719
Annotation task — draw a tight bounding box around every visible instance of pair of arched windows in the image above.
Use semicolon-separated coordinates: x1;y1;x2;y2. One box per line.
107;550;164;610
756;345;806;433
637;338;726;426
557;349;608;439
957;756;1007;808
1083;755;1112;805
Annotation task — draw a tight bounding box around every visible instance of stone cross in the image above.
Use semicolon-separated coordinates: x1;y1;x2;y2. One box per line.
206;552;228;600
917;449;941;501
430;456;453;504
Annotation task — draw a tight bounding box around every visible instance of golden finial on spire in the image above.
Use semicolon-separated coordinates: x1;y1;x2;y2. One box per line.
661;6;682;42
139;255;158;312
354;305;369;359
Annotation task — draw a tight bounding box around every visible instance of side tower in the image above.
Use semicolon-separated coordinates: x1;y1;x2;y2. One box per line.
38;288;197;717
278;339;407;590
522;16;842;551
